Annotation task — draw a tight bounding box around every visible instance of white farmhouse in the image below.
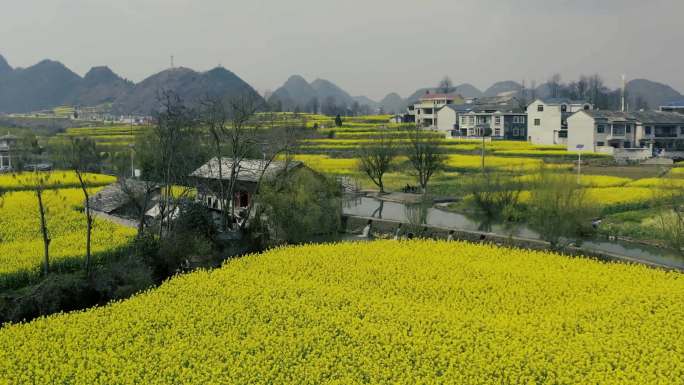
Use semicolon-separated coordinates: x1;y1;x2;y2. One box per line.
526;98;592;145
409;93;464;128
567;110;684;160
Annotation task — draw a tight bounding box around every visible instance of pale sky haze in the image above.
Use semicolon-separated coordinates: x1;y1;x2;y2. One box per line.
1;0;682;100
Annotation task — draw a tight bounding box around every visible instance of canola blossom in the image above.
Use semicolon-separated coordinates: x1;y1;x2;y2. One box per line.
0;171;116;191
0;188;136;288
0;240;682;384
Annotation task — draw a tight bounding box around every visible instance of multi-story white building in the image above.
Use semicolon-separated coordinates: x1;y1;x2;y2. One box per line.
0;133;18;172
408;93;463;128
567;110;684;158
436;104;527;140
526;98;593;145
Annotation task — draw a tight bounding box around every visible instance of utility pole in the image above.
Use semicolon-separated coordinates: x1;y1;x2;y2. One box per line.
170;55;174;69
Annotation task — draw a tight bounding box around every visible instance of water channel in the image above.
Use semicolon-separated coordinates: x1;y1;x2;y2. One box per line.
342;196;684;270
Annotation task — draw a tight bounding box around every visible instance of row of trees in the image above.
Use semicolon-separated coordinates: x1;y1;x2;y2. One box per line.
268;95;375;116
357;127;445;194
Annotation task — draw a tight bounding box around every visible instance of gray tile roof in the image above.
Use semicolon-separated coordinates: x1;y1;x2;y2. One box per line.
89;180;160;214
631;111;684;124
190;158;302;182
580;110;684;124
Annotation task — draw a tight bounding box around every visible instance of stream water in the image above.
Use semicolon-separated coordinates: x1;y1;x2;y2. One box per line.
342;196;684;270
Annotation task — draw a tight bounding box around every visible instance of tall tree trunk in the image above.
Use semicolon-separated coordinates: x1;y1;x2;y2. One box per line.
77;171;92;273
36;188;50;276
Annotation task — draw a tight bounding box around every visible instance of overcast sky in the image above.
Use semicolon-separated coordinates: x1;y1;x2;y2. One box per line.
1;0;682;100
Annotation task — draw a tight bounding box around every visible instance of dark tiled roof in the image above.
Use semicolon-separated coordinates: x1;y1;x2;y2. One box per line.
631;111;684;124
89;180;160;214
191;158;302;182
530;98;590;106
578;110;684;124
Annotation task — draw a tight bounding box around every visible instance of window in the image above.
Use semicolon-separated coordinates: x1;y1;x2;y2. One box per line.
537;105;544;112
584;104;590;111
626;125;632;134
512;128;520;136
495;128;501;136
645;126;652;135
495;116;501;125
680;127;684;135
513;116;524;124
597;141;605;146
561;105;567;112
597;125;605;134
534;118;541;126
612;124;626;136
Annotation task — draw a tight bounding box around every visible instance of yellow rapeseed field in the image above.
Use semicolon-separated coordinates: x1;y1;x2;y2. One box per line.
0;171;116;191
0;240;682;384
0;188;136;287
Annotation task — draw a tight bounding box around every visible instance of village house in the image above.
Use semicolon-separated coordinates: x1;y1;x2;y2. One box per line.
436;103;526;140
567;110;684;160
660;100;684;115
407;93;464;128
189;158;304;215
527;98;593;145
0;133;18;172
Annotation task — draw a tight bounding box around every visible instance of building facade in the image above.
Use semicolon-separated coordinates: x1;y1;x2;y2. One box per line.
567;110;684;158
436;104;526;140
408;93;464;128
0;134;18;172
527;98;593;145
660;100;684;115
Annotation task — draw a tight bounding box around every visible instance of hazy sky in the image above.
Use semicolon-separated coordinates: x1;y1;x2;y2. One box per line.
1;0;682;100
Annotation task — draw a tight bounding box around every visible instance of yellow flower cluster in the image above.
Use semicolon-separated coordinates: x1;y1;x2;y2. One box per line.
626;177;684;189
0;188;136;287
445;154;546;171
0;171;116;191
292;155;359;174
0;240;681;384
517;174;632;188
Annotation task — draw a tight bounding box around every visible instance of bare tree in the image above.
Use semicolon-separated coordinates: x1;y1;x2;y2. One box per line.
357;132;397;193
60;137;101;272
548;73;562;98
405;126;446;193
141;91;201;238
27;171;52;276
238;111;303;231
438;76;453;94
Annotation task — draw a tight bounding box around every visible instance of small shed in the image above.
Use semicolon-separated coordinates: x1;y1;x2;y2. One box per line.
88;179;161;219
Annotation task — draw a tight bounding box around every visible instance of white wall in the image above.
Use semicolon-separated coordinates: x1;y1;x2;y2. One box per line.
567;111;597;152
526;99;562;145
436;107;457;132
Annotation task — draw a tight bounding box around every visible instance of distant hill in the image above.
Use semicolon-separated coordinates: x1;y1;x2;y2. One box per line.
310;78;354;107
352;95;379;109
0;59;83;113
379;92;406;114
0;54;262;115
484;81;522;97
113;66;261;115
267;75;318;111
70;66;134;107
0;54;11;76
626;79;683;110
269;76;364;113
